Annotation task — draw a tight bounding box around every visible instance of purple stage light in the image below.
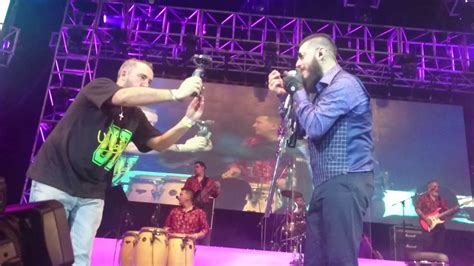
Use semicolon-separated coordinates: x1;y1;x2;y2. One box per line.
102;15;124;29
2;40;10;50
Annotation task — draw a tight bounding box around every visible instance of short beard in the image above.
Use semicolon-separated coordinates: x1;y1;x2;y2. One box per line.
123;79;134;88
303;58;324;90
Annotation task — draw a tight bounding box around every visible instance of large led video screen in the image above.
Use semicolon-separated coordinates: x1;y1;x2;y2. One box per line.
113;78;474;231
0;0;11;31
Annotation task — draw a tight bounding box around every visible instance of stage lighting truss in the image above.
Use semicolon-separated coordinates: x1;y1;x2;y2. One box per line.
22;0;474;202
0;26;20;67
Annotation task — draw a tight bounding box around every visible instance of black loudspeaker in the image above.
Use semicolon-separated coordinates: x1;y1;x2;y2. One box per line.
1;200;74;265
0;215;22;265
390;225;424;261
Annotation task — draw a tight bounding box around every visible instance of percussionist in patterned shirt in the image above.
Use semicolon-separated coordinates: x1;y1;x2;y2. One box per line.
164;188;209;240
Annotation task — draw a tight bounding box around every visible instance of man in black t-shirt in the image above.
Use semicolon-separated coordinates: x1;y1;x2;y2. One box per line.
27;58;205;266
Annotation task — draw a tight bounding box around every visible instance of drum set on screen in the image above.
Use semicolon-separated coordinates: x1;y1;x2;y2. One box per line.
272;189;307;265
119;227;195;266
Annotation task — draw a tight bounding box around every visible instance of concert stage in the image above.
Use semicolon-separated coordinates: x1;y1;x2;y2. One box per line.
91;238;405;266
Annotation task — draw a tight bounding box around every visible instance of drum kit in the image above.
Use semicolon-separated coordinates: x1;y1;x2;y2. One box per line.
273;190;306;265
119;227;195;266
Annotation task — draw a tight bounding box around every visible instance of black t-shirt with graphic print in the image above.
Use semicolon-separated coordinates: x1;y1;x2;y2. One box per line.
27;78;161;199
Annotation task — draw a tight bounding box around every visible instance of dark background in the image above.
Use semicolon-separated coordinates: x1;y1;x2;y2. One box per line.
1;0;473;264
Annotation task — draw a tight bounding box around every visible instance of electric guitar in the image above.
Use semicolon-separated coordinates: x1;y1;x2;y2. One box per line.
194;177;219;205
419;199;474;232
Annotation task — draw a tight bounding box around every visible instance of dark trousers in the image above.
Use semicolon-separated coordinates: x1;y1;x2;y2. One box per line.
423;224;446;253
304;172;374;266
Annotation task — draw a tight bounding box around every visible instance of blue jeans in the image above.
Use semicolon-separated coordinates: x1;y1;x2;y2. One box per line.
29;181;104;266
304;172;374;266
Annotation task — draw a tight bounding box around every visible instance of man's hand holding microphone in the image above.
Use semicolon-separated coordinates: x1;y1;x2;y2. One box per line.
267;69;304;96
169;76;203;101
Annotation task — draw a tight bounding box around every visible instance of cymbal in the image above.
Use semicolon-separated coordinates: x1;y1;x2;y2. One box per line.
280;190;303;199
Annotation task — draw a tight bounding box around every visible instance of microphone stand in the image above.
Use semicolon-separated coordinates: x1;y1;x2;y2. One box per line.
260;94;296;250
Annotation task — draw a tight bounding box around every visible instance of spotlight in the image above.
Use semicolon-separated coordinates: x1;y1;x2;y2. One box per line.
343;0;381;9
102;14;124;29
2;40;10;50
241;0;269;14
343;0;381;23
181;34;201;62
109;28;128;56
397;52;418;79
263;42;278;71
67;27;87;53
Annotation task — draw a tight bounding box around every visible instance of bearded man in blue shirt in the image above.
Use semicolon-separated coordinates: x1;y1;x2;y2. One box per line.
268;33;374;266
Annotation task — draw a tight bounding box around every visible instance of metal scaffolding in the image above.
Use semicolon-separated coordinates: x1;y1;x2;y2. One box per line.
22;0;104;203
22;0;474;202
0;26;20;67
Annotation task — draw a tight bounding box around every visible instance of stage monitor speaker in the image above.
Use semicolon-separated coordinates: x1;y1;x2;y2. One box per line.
0;215;21;265
3;200;74;265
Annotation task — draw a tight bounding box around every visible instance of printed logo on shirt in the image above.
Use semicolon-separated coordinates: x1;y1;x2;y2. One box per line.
92;123;133;171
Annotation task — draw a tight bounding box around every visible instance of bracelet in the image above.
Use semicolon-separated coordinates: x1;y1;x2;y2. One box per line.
181;117;195;128
169;89;178;101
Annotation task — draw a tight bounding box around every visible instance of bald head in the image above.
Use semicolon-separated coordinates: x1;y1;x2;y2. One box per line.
299;33;337;60
117;58;153;79
116;58;154;88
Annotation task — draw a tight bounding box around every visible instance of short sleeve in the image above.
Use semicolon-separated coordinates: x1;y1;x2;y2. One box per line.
198;210;210;233
81;78;120;109
131;109;162;153
165;208;175;228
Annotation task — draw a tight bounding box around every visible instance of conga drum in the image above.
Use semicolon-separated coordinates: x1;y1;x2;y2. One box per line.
135;227;168;266
127;179;160;203
119;230;139;266
167;233;195;266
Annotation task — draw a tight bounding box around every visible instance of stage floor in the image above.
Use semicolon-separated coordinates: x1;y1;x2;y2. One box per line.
91;237;404;266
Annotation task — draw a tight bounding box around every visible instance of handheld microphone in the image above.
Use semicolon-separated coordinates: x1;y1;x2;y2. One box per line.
284;70;299;94
191;54;212;97
285;70;298;77
196;120;215;126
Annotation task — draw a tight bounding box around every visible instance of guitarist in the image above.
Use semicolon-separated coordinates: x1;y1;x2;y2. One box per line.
183;161;220;245
415;180;448;252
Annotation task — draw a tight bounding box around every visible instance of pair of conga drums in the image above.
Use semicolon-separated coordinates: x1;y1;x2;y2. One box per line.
119;227;195;266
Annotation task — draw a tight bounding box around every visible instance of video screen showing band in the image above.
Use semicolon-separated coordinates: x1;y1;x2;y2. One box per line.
0;0;11;31
112;78;474;231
